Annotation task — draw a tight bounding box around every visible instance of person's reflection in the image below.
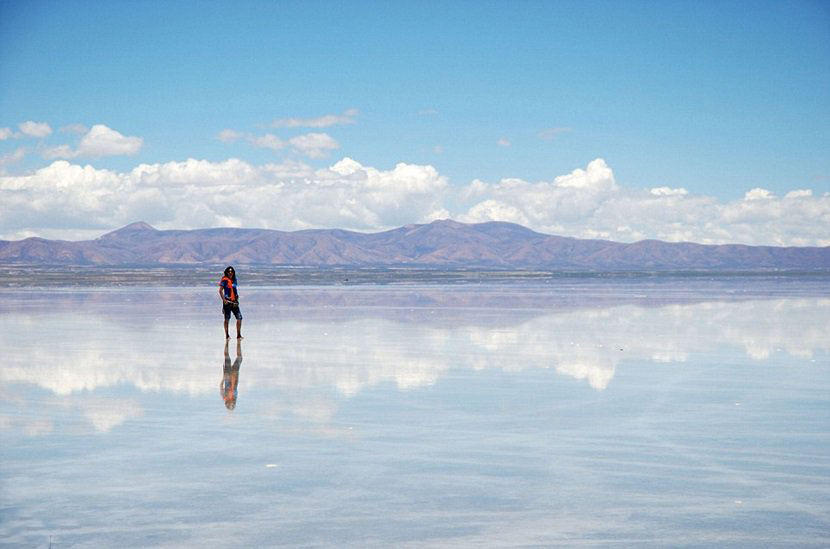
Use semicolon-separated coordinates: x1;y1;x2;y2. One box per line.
221;339;242;410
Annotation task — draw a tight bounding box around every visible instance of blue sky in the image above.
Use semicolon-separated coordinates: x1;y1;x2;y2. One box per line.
1;0;829;244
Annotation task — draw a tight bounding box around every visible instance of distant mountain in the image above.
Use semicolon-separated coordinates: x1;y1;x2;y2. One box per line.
1;220;829;270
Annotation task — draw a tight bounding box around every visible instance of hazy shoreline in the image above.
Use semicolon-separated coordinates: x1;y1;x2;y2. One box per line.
2;264;830;288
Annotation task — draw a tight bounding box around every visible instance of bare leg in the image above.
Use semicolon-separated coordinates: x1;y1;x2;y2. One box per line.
236;318;243;339
224;318;230;339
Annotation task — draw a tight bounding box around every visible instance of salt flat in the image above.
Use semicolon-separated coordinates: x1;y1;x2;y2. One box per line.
2;275;829;547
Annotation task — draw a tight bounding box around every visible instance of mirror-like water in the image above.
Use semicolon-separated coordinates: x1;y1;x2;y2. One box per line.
2;276;829;547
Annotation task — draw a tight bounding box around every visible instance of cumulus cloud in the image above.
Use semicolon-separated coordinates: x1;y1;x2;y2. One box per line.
43;124;143;159
554;158;617;190
131;157;259;186
464;200;529;226
270;108;359;128
745;188;774;200
650;186;688;196
455;158;830;246
0;156;828;246
0;128;14;140
78;124;143;156
0;156;449;238
18;121;52;138
458;159;620;229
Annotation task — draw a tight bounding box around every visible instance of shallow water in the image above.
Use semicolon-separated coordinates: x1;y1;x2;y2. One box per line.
2;277;829;547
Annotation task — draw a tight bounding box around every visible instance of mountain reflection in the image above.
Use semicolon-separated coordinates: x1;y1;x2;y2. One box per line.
1;293;828;411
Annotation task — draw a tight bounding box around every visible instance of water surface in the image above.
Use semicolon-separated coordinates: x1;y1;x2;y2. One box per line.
2;275;829;547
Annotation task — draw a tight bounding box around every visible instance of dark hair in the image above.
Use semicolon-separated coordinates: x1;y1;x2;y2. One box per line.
223;266;236;282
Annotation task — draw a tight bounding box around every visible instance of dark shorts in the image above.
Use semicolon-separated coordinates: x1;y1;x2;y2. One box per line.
223;302;243;320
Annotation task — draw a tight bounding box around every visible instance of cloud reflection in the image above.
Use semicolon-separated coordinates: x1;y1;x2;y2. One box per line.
78;397;144;432
3;295;828;405
1;290;828;437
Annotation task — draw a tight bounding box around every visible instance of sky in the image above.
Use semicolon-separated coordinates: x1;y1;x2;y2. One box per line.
1;0;829;245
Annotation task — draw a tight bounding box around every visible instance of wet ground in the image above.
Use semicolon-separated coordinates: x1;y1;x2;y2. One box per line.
1;274;829;547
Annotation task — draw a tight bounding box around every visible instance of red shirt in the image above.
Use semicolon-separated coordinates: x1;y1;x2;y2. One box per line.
219;276;237;301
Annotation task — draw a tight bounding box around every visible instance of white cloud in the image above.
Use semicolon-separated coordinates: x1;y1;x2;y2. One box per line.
18;121;52;138
270;108;359;128
288;132;340;159
0;128;14;140
745;188;774;200
538;127;571;140
554;158;617;191
458;159;620;229
262;159;315;179
249;133;287;151
130;157;258;186
221;110;356;160
217;128;242;142
43;124;143;159
0;156;828;246
497;137;511;147
235;129;341;158
306;158;449;228
42;145;75;159
329;157;363;176
0;147;26;171
455;158;830;246
78;124;142;156
0;157;449;238
464;200;529;226
650;186;688;196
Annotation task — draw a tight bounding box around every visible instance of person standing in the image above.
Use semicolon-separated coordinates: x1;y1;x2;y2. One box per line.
219;266;243;339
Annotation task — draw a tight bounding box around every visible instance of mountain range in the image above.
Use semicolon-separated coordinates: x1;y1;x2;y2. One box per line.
1;220;829;270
